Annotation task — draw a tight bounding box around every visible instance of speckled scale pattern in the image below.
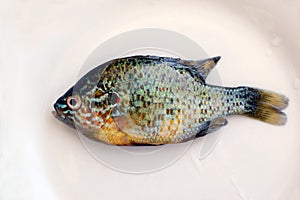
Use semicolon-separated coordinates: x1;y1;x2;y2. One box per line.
53;55;288;145
77;56;246;144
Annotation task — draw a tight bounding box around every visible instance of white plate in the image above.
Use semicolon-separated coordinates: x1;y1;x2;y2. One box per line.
1;0;300;199
73;28;223;174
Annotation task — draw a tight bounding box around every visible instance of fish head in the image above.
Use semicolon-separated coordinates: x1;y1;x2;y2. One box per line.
53;85;122;131
52;87;79;129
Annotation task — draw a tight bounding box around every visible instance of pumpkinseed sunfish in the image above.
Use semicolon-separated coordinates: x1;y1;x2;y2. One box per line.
52;55;288;145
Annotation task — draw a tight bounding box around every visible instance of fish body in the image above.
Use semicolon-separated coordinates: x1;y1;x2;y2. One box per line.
53;55;288;145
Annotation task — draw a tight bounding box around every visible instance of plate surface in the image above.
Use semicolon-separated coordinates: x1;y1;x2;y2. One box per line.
1;0;300;199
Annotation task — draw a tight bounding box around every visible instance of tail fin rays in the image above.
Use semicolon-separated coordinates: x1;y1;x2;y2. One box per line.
241;87;288;126
257;90;288;110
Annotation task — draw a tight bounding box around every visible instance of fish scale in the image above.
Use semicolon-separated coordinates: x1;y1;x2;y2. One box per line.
53;55;288;145
108;61;240;143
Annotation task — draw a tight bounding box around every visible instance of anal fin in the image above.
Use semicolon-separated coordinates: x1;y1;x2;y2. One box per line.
196;117;228;137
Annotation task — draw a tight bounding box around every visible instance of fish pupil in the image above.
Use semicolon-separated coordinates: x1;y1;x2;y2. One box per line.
70;98;77;106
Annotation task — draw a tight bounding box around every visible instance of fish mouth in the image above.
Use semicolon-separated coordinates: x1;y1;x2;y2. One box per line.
52;109;66;122
52;103;76;129
52;101;67;122
52;110;64;121
52;110;58;118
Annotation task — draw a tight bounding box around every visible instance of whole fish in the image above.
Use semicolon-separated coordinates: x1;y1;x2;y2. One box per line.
52;55;288;145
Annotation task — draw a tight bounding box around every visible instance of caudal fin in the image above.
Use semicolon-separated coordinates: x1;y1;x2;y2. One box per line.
241;87;289;125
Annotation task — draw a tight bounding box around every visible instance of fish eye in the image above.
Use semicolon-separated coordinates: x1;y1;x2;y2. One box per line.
67;95;81;110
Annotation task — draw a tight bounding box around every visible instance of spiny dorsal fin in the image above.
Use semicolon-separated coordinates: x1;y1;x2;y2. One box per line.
178;56;221;80
123;55;221;82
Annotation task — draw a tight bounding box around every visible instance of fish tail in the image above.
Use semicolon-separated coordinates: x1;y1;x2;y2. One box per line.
239;87;289;125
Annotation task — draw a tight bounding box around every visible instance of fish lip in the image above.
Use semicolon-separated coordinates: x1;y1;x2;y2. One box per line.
52;102;76;129
52;110;58;118
52;110;66;121
52;102;66;121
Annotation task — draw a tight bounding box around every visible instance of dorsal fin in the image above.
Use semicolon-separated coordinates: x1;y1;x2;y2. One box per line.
178;56;221;80
118;55;221;83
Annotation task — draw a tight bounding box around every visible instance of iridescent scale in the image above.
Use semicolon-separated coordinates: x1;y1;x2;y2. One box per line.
54;55;288;145
92;57;245;143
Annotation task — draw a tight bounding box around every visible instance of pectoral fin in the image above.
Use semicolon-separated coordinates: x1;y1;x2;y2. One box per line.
196;117;228;137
